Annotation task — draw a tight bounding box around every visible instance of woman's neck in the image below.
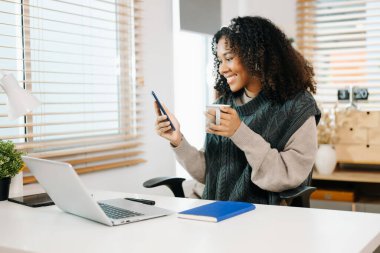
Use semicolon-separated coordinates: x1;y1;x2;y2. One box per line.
244;88;257;98
245;77;262;98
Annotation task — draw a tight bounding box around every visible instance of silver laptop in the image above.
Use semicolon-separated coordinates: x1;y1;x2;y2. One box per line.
22;156;173;226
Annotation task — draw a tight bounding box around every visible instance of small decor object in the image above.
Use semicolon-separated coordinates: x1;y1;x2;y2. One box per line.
0;140;24;201
315;104;337;175
315;144;337;175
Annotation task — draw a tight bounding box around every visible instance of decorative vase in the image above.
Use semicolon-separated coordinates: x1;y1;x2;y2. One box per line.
9;171;23;198
315;144;337;175
0;177;11;201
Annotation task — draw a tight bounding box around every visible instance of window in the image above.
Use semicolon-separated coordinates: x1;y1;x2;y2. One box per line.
296;0;380;110
0;0;144;183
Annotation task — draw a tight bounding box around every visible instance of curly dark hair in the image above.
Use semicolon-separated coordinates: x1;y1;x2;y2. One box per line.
212;16;316;102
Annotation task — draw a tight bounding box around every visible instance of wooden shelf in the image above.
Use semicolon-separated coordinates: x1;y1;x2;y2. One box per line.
312;166;380;213
313;168;380;183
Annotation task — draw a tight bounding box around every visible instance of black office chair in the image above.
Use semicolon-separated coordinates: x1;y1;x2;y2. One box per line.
143;171;316;208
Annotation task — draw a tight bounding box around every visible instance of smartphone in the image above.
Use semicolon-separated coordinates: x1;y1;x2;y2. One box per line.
151;91;176;131
8;193;55;207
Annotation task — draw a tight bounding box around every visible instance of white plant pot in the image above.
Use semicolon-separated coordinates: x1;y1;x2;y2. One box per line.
315;144;337;175
9;171;23;198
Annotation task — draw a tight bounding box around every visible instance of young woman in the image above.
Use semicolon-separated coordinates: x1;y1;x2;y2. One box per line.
154;16;320;204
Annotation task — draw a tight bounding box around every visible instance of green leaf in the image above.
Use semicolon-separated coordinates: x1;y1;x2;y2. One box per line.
0;141;24;179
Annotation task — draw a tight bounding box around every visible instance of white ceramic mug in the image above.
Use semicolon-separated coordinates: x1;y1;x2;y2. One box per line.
206;104;231;126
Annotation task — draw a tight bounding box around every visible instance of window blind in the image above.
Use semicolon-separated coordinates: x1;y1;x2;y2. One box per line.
296;0;380;110
0;0;145;183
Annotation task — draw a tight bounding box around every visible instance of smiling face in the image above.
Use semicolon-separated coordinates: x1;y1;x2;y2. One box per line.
216;37;260;94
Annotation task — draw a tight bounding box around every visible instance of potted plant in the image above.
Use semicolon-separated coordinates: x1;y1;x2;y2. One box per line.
315;105;337;175
0;140;24;201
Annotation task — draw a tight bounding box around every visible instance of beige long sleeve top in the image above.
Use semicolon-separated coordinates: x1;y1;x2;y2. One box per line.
172;91;318;193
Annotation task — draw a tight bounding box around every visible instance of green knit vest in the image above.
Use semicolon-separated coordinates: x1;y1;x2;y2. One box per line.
202;91;320;204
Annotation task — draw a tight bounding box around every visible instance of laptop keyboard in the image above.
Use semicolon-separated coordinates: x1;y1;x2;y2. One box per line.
98;202;144;220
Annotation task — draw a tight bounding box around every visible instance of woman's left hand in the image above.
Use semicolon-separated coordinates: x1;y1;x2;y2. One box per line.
206;107;241;137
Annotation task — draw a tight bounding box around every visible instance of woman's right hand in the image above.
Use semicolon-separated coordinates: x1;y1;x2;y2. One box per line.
154;102;182;146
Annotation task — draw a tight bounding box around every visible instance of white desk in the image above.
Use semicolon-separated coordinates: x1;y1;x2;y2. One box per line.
0;190;379;253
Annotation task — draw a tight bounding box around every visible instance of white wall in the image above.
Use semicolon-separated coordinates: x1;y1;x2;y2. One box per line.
78;0;176;196
221;0;296;39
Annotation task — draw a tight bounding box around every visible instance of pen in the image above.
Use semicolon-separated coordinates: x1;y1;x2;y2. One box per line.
125;197;155;205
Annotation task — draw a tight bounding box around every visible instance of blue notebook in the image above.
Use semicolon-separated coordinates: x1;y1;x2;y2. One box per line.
178;201;255;222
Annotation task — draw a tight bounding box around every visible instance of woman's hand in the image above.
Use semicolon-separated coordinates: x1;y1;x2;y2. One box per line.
154;102;182;146
206;107;241;137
